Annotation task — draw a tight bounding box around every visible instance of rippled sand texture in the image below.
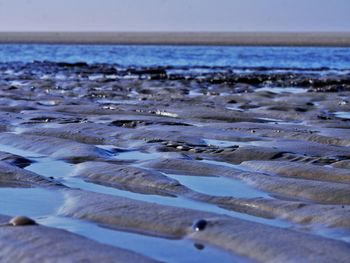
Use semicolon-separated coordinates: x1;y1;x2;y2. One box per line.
0;62;350;262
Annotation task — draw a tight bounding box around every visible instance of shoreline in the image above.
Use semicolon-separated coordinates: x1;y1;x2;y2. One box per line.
1;32;350;46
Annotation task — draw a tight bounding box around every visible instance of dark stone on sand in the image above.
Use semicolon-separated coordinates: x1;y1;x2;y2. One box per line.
194;243;205;250
9;216;37;226
192;219;208;232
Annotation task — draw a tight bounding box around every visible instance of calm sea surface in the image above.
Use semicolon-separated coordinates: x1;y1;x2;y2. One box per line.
0;44;350;70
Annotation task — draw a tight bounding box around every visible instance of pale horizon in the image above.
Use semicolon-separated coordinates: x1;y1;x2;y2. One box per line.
2;31;350;33
0;0;349;32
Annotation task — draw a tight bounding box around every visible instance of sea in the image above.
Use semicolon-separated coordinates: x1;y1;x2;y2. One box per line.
0;44;350;71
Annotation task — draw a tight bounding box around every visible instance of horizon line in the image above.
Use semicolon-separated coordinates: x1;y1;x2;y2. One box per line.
1;31;350;46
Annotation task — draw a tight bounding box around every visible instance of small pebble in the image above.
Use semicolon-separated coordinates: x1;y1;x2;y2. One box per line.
192;219;208;232
9;216;37;226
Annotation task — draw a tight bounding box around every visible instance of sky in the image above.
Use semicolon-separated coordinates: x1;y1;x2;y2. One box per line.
0;0;349;32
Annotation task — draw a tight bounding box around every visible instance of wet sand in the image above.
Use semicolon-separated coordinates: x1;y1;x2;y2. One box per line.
0;61;349;262
1;32;350;46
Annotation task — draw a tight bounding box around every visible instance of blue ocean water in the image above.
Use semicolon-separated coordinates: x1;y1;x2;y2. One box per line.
0;44;350;70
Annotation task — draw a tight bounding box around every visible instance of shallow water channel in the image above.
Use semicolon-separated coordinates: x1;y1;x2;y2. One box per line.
0;141;349;261
0;143;250;262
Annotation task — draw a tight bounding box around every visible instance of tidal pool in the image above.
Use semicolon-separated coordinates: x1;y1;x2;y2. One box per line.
38;216;244;263
165;173;271;199
334;111;350;120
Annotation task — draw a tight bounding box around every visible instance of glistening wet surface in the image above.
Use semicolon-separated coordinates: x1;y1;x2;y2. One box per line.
21;147;290;228
334;111;350;120
0;188;64;217
0;145;262;262
4;140;349;245
0;46;350;262
38;216;242;263
0;185;244;263
254;87;308;94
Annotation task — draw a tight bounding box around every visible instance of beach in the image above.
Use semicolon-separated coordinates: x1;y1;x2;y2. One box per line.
0;45;349;262
1;32;350;46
